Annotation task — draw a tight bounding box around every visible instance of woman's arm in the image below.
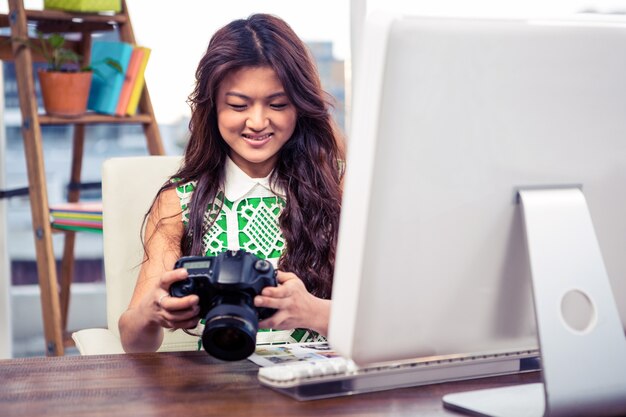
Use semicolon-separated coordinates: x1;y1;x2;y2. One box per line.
254;271;331;336
118;187;200;352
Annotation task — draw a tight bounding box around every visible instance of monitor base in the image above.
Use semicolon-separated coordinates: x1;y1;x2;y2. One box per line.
444;188;626;417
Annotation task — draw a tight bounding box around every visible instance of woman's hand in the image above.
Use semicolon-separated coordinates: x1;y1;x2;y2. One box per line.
146;268;201;331
119;267;200;353
254;271;330;336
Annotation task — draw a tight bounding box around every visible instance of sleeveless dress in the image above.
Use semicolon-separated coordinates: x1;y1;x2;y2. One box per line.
176;157;325;346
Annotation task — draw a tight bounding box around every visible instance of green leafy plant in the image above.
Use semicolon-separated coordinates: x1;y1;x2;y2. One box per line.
36;32;84;71
12;32;123;76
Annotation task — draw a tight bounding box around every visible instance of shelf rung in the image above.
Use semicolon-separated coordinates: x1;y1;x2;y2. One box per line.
23;8;127;25
0;9;125;34
39;113;153;125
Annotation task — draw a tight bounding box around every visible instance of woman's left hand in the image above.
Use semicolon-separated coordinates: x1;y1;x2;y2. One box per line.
255;271;330;336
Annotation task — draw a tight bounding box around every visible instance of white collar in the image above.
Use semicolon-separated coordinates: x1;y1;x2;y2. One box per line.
223;157;280;201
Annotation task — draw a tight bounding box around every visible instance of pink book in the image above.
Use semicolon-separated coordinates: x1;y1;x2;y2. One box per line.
115;47;145;116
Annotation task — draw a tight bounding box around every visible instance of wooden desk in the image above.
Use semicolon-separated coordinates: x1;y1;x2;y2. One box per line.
0;351;540;417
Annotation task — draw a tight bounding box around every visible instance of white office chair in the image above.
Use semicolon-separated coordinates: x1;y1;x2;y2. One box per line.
72;156;199;355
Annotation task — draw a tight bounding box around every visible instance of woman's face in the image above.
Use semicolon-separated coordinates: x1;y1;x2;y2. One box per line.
216;66;297;178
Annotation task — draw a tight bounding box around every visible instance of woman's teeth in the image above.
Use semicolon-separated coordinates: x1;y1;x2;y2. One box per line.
244;134;271;141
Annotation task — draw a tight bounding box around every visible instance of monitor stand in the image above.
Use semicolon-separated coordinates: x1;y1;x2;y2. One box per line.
443;187;626;417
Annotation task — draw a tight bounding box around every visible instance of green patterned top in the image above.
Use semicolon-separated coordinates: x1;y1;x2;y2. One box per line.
175;157;325;346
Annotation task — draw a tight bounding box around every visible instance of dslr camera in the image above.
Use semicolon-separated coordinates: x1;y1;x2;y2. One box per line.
169;250;277;361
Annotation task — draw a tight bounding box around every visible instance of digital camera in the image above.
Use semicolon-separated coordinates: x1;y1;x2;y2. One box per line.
170;250;277;361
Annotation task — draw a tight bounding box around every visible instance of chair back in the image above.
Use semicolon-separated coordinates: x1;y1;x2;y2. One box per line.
102;156;198;351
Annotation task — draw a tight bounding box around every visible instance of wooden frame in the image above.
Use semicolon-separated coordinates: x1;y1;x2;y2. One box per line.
3;0;164;355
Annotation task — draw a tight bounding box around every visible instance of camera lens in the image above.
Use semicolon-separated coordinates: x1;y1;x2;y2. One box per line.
202;302;258;361
211;327;248;352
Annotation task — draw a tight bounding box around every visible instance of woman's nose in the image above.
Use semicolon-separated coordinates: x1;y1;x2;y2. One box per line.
246;106;269;131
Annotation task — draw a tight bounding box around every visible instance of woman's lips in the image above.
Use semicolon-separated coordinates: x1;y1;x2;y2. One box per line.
242;133;272;146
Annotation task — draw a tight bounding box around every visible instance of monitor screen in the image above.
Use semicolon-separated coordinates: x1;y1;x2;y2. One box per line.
329;13;626;366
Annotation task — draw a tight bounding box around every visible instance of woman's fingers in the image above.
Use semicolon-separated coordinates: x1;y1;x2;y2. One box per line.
159;293;199;311
258;310;291;330
275;271;298;284
157;288;200;330
159;304;200;330
160;267;189;290
261;271;303;298
155;267;200;323
254;294;277;309
161;308;198;323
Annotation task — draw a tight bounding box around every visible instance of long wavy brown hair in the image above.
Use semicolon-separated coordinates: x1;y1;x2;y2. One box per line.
150;14;344;299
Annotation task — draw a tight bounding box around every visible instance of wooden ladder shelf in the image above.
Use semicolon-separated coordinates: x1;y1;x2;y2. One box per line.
1;0;164;355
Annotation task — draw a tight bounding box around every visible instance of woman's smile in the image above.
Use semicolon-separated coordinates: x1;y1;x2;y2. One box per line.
242;132;273;144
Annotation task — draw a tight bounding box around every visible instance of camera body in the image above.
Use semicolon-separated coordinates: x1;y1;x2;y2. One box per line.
170;250;277;361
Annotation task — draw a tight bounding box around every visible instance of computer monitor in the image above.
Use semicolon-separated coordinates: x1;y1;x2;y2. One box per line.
328;12;626;370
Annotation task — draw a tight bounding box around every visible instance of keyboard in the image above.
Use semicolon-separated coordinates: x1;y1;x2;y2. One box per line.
258;349;540;401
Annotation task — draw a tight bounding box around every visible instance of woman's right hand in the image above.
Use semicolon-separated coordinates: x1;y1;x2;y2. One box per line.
119;267;199;353
150;268;201;330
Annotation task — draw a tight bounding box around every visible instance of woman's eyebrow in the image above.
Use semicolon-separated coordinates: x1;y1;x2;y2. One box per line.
225;92;249;100
224;91;287;100
267;92;288;100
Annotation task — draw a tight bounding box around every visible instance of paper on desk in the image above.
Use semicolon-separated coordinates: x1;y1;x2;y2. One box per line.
248;342;341;367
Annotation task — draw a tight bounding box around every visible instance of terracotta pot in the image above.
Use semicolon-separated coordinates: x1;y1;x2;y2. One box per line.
37;69;93;117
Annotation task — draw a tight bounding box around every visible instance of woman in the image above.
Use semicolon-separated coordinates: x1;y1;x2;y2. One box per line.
118;13;345;353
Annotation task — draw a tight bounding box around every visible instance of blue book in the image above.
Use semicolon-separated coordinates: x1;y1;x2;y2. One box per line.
87;41;134;115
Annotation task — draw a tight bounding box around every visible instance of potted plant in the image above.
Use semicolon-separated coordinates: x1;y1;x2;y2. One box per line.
13;32;122;117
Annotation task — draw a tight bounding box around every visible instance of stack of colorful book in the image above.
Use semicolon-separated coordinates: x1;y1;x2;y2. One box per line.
49;202;103;233
87;41;151;116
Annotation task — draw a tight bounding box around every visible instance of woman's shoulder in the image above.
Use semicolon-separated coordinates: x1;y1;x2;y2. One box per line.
152;186;183;218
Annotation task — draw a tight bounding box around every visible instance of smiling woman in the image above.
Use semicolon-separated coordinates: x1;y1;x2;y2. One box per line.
118;13;345;356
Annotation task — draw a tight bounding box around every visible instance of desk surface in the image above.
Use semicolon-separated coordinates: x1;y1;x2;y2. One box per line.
0;351;540;417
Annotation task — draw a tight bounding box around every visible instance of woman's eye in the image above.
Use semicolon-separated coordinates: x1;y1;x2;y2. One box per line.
228;103;247;110
270;103;288;110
